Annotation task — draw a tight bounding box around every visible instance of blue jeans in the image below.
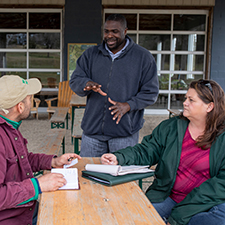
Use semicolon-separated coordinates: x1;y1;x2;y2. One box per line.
152;197;177;223
152;197;225;225
80;132;139;157
32;201;39;225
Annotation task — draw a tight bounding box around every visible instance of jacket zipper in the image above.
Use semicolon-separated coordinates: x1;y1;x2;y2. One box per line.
101;58;114;134
167;120;186;197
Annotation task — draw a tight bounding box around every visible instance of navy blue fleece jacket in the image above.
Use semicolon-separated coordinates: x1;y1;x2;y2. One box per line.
69;36;159;138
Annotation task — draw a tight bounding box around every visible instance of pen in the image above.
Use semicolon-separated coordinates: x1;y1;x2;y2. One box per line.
68;157;74;162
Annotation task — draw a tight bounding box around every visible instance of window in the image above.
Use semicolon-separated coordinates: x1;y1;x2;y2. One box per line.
0;9;62;96
104;9;208;114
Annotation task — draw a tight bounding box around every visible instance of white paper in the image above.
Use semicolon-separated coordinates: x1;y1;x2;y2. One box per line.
85;164;120;176
51;168;79;189
63;158;78;169
85;164;154;176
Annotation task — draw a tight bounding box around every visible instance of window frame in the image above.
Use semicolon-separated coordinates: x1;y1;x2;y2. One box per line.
0;8;63;92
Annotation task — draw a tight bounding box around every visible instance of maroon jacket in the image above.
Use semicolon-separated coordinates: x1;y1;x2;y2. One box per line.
0;117;53;225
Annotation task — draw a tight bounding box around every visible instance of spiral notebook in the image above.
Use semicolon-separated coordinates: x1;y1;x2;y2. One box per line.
51;168;79;190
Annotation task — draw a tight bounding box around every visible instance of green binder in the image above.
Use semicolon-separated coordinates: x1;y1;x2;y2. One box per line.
82;170;154;186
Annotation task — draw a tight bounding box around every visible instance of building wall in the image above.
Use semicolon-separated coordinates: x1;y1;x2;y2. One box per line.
64;0;102;81
210;0;225;89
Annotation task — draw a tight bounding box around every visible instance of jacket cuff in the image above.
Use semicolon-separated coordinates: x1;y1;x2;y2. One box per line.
168;216;179;225
126;100;135;111
34;178;42;194
113;152;125;165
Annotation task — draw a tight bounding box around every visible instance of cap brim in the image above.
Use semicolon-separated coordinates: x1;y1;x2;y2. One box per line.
27;78;42;95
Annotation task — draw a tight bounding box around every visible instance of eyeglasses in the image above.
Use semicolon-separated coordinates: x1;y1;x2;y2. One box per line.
199;80;213;95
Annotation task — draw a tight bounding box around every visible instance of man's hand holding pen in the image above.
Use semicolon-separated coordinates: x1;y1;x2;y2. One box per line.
51;153;81;168
38;154;81;192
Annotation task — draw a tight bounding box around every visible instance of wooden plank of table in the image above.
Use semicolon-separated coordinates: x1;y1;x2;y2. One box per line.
69;94;86;143
37;158;164;225
72;108;84;138
70;94;86;107
37;129;66;155
50;107;69;123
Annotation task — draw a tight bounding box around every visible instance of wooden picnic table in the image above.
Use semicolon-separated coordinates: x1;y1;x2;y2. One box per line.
70;94;86;142
37;157;164;225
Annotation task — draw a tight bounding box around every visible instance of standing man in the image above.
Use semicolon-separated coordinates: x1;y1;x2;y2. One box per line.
70;14;159;157
0;75;81;225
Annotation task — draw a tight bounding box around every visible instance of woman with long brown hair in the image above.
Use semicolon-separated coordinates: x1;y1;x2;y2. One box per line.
101;79;225;225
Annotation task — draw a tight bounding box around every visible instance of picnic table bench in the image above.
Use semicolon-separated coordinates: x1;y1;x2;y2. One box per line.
49;107;69;129
72;108;85;154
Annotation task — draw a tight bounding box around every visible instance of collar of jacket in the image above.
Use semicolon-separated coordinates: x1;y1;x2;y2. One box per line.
98;35;134;57
0;115;22;129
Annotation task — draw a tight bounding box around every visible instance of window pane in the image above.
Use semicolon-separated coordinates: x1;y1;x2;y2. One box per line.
139;34;170;50
158;74;169;90
196;35;205;51
147;94;168;109
173;54;204;72
29;52;60;69
171;74;189;90
29;13;60;29
0;33;26;49
128;34;136;43
0;72;26;79
29;72;60;89
29;33;60;49
186;54;204;71
0;52;26;68
194;55;204;71
139;14;171;30
172;34;205;51
171;74;203;90
174;55;187;71
0;13;26;29
124;14;137;30
174;15;206;31
153;54;170;71
170;94;185;109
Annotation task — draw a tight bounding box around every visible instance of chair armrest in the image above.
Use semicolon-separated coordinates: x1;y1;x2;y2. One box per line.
45;97;58;108
33;98;41;108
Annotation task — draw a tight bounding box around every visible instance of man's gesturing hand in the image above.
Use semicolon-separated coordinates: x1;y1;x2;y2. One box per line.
108;97;131;124
84;81;107;96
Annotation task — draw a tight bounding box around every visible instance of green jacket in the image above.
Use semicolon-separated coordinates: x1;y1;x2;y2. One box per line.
114;116;225;225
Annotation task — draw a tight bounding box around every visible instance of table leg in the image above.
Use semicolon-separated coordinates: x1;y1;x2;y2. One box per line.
66;113;68;129
138;179;143;189
62;137;65;154
74;138;80;154
71;106;75;143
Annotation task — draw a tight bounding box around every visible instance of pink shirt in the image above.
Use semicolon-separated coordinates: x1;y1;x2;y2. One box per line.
170;127;210;203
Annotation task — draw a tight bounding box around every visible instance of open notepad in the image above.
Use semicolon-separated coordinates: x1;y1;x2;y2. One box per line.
85;164;154;176
51;168;79;190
